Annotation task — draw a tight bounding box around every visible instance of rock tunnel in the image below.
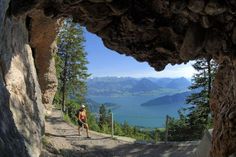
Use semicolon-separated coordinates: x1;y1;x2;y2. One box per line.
0;0;236;156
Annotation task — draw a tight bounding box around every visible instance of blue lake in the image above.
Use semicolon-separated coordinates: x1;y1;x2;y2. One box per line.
89;96;187;128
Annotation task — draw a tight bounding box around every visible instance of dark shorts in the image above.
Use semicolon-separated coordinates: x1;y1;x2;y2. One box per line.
77;120;86;127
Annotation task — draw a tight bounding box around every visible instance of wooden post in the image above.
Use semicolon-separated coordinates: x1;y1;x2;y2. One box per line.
165;115;169;143
111;112;114;138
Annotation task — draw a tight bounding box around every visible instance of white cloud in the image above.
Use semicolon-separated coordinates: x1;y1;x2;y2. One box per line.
125;62;196;78
90;62;197;79
154;62;196;78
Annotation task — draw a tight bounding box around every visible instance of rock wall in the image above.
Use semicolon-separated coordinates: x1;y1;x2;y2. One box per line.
29;10;59;113
210;58;236;157
0;8;43;157
0;0;58;156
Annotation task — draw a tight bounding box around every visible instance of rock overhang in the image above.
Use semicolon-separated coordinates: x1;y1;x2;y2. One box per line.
42;0;236;70
10;0;236;70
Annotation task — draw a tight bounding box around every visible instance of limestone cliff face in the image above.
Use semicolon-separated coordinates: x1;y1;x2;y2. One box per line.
0;11;43;157
29;10;59;113
0;0;58;156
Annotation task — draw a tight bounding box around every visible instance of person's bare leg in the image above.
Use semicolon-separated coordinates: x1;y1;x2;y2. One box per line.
85;124;90;137
78;125;81;136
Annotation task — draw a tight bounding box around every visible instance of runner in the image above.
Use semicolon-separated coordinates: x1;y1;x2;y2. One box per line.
76;104;91;138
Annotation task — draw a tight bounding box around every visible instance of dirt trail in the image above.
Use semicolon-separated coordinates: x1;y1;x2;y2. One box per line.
41;108;197;157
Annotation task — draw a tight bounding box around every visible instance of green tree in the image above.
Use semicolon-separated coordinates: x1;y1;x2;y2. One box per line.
87;109;100;131
168;110;192;141
98;104;107;129
168;58;218;141
55;19;90;112
107;109;112;128
114;122;123;135
186;58;218;132
122;121;132;136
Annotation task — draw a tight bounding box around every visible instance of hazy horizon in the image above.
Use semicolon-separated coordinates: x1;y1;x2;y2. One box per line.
88;76;192;80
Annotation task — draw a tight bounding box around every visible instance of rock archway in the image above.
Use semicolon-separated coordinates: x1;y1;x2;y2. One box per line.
0;0;236;156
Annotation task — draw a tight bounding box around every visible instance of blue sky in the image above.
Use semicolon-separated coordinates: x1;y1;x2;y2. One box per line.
84;29;196;79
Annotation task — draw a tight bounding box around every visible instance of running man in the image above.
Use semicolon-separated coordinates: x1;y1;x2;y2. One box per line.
76;104;90;138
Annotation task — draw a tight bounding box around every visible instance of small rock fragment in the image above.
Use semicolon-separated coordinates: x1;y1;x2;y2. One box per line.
188;0;205;13
204;0;226;16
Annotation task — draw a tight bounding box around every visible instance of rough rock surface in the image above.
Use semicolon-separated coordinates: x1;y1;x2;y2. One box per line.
38;0;236;71
0;0;236;157
29;10;59;113
0;1;57;157
210;58;236;157
0;4;44;157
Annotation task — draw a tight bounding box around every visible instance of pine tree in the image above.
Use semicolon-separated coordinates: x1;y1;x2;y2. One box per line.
186;58;218;136
98;104;107;129
107;109;112;128
167;58;218;141
55;19;90;112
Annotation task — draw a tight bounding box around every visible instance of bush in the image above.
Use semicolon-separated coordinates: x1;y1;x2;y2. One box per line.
167;111;208;141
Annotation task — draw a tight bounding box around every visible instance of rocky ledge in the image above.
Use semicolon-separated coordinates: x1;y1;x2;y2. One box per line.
12;0;236;70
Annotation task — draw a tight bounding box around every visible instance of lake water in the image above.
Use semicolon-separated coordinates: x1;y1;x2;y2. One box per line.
89;96;186;128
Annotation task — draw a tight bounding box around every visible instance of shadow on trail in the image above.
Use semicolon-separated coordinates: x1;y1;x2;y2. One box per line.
45;132;111;141
75;137;111;141
46;116;65;124
45;132;79;138
60;142;194;157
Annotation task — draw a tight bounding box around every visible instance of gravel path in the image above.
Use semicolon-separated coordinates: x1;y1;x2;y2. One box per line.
42;108;197;157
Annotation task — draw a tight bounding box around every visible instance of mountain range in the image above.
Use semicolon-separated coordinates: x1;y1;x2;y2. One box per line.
87;77;191;97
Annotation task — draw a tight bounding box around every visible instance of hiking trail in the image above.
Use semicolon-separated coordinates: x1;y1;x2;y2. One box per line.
41;108;197;157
